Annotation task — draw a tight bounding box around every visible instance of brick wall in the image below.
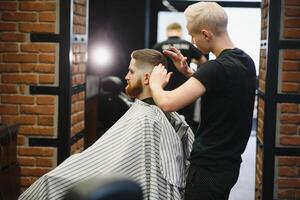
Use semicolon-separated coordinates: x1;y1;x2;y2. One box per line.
256;0;268;199
70;0;87;153
0;0;88;194
274;0;300;199
257;0;300;199
0;0;58;192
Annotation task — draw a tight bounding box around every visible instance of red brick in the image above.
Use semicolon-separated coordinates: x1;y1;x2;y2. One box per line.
21;43;56;53
285;0;300;6
284;19;300;28
20;167;51;176
38;116;54;126
282;83;299;93
0;43;18;52
71;111;84;125
280;125;298;135
74;0;86;5
284;29;300;39
71;101;84;113
79;92;85;100
282;61;300;71
72;94;78;102
281;103;299;113
1;95;34;104
19;85;28;95
36;96;55;105
20;177;38;187
39;74;55;84
17;135;26;145
20;63;35;72
19;23;55;33
278;189;296;199
18;126;54;136
35;64;55;73
2;74;38;84
39;54;55;64
17;157;35;166
18;147;54;156
20;2;56;11
0;22;17;31
279;166;297;177
39;12;56;22
0;33;26;42
282;72;300;82
74;4;86;16
280;135;300;146
0;84;17;94
74;15;85;25
2;12;37;22
36;157;53;167
278;178;300;188
280;114;300;124
283;50;300;60
0;105;18;114
20;63;55;73
20;105;54;114
0;63;19;72
285;8;300;17
2;115;36;125
278;156;300;166
3;53;37;63
71;121;84;136
0;2;17;11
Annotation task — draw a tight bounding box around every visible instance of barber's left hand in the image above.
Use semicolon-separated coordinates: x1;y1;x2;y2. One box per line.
149;64;172;89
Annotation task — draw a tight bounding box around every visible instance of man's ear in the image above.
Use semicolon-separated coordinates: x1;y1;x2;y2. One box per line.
201;29;211;41
144;73;150;85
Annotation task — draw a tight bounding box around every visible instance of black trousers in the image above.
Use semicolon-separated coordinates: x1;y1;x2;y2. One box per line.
184;165;240;200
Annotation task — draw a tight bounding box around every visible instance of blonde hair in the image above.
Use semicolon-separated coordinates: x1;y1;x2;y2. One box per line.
184;2;228;35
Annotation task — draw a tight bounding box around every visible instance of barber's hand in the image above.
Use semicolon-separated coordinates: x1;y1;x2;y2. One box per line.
149;64;172;90
163;47;194;77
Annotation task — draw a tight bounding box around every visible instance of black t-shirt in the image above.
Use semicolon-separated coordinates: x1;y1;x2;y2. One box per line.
191;48;256;168
153;36;201;117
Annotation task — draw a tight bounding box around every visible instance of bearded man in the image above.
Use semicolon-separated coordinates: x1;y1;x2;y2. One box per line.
19;49;194;200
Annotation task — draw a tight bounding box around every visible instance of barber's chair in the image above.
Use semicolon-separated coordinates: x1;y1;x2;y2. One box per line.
63;177;143;200
98;76;133;136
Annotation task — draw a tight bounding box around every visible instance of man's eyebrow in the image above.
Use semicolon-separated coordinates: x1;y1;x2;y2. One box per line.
128;67;134;72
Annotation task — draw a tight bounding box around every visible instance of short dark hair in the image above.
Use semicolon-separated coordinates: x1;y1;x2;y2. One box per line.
131;49;167;69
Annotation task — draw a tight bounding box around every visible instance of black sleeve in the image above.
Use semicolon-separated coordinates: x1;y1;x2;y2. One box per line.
192;60;226;92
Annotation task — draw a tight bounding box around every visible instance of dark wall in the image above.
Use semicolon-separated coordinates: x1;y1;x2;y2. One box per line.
88;0;162;80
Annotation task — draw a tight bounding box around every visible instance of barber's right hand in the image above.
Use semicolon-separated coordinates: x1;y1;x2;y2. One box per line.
163;47;193;77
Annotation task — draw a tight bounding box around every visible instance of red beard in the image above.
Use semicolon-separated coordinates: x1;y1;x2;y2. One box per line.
125;79;143;98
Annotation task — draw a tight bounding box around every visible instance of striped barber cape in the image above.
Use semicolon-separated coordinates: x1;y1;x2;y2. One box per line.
18;99;194;200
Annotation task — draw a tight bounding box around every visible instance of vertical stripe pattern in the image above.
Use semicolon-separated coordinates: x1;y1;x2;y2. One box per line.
19;99;194;200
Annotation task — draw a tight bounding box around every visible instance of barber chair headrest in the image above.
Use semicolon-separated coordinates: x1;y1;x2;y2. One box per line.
101;76;124;95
